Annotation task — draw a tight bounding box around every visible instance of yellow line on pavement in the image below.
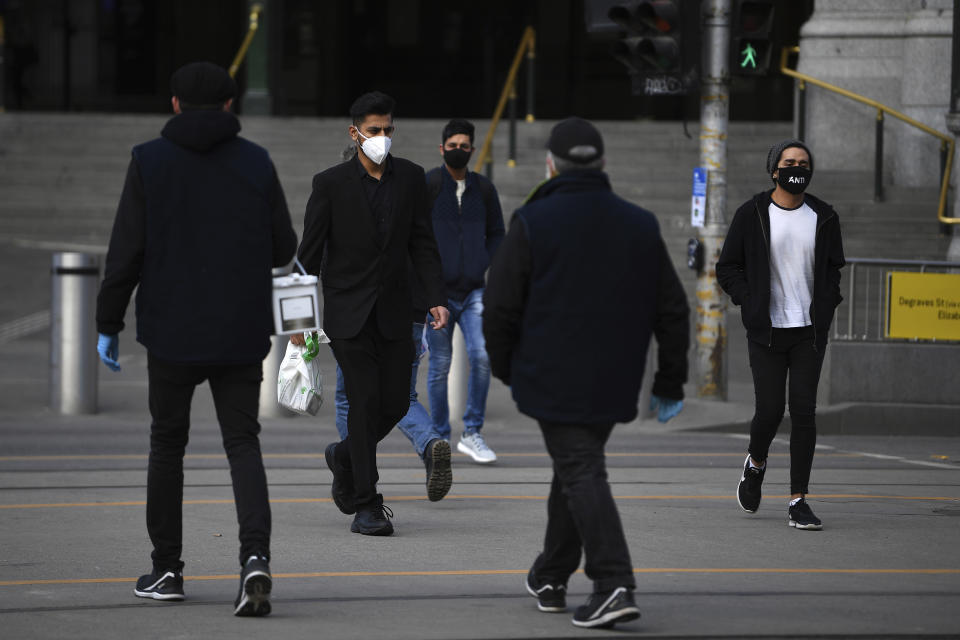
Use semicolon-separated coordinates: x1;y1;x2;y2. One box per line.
1;493;957;510
2;567;959;587
0;452;863;462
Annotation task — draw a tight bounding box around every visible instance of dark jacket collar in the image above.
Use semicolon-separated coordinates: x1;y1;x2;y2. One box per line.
524;170;611;205
161;110;240;152
353;153;394;179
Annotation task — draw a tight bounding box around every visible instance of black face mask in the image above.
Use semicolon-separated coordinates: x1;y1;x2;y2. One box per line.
776;165;812;194
443;148;471;170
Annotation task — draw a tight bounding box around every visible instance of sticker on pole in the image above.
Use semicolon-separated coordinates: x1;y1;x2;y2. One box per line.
691;167;707;228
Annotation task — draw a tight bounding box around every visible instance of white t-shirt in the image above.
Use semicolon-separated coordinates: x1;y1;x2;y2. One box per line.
768;200;817;328
455;179;467;206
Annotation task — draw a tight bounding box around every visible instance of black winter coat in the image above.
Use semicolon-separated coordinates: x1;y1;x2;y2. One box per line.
483;170;690;425
96;110;297;364
298;155;445;340
716;190;845;350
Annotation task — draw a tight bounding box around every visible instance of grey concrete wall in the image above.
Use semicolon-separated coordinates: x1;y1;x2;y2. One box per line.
798;0;953;189
826;341;960;405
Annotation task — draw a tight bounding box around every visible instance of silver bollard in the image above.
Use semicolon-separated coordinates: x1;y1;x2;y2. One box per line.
447;324;469;433
259;334;293;419
50;252;99;414
260;264;296;419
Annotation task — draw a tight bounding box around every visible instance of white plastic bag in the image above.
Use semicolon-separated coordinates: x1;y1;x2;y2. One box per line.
277;331;328;416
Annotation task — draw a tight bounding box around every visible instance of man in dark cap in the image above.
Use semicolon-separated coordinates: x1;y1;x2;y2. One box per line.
483;117;690;629
96;61;296;616
718;140;845;531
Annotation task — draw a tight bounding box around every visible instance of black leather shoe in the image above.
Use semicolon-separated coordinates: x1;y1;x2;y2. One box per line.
325;442;356;514
424;439;452;502
350;494;394;536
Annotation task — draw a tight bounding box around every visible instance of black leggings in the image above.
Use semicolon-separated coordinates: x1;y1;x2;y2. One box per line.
747;327;826;495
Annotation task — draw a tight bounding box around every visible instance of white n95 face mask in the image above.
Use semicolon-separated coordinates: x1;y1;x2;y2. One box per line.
356;130;392;165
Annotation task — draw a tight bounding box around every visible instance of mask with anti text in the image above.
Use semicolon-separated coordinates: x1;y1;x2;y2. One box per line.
776;165;812;195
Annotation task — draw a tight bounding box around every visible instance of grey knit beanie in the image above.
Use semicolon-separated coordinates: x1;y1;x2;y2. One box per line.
766;139;814;178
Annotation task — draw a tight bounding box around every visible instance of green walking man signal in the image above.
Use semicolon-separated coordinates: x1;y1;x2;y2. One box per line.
740;42;757;68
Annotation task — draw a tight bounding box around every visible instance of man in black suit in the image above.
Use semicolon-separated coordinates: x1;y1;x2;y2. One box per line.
296;91;448;536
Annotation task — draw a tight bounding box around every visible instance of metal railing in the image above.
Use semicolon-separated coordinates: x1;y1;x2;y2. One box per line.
473;26;536;180
833;257;960;342
780;46;956;224
228;3;264;78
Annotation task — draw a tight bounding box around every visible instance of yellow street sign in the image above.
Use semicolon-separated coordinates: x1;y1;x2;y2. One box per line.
886;271;960;341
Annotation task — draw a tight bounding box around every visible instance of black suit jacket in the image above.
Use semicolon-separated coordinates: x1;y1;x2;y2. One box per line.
298;155;445;340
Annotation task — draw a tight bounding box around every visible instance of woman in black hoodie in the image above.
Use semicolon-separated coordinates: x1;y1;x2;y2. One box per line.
717;139;845;531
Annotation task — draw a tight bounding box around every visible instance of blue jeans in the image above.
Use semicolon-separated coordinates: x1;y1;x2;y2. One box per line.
426;288;491;439
335;323;440;458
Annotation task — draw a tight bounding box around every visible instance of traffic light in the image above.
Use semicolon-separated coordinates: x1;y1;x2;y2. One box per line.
607;1;688;95
731;0;775;75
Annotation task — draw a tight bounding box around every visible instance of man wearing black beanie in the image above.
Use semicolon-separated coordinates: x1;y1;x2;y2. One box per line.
717;140;845;531
96;61;296;616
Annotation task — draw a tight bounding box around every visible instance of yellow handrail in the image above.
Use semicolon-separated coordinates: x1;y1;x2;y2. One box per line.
228;3;264;78
473;27;536;173
780;46;956;224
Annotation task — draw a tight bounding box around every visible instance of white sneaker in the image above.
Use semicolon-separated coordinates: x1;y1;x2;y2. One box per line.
457;432;497;464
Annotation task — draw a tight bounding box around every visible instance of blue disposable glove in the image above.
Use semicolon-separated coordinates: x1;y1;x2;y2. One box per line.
97;333;121;372
650;394;683;423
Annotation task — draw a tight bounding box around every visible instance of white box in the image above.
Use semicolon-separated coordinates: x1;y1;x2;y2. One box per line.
271;272;320;335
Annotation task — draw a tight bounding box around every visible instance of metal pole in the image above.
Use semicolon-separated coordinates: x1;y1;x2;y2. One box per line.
874;110;884;202
940;141;950;236
447;325;469;436
50;252;99;414
525;36;535;123
797;80;806;141
695;0;731;400
948;0;960;261
0;14;6;113
508;84;517;168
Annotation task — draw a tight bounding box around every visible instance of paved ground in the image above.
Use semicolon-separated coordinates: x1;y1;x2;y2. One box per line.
2;324;960;640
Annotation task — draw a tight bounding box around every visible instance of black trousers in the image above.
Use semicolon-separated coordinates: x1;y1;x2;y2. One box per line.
747;326;826;495
146;354;271;571
535;421;635;594
329;309;413;508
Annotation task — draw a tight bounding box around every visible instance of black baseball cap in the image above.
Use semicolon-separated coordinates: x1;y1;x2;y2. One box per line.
170;62;236;109
547;117;604;164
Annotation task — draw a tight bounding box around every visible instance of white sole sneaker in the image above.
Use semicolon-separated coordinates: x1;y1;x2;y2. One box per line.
457;439;496;464
789;519;823;531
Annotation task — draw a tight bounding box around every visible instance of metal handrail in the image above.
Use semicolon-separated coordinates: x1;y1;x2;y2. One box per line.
228;3;264;78
473;26;536;175
780;46;956;224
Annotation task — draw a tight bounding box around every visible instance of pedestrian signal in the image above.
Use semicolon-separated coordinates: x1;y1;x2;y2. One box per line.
731;0;774;75
607;1;689;95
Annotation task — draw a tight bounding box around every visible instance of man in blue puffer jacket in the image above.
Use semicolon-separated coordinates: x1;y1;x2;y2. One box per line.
424;119;505;463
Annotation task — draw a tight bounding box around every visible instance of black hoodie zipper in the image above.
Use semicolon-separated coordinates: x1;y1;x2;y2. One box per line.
754;198;773;347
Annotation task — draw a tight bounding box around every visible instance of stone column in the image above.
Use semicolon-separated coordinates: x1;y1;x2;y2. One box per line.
797;0;910;180
899;2;952;188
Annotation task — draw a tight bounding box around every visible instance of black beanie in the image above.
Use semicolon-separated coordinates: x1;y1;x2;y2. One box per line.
170;62;236;109
766;139;814;177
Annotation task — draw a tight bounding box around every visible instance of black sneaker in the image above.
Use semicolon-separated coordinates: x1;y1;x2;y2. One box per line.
134;569;184;601
326;441;356;515
350;494;394;536
572;587;640;629
737;454;765;513
234;555;272;617
424;439;452;502
788;498;823;531
525;566;566;612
